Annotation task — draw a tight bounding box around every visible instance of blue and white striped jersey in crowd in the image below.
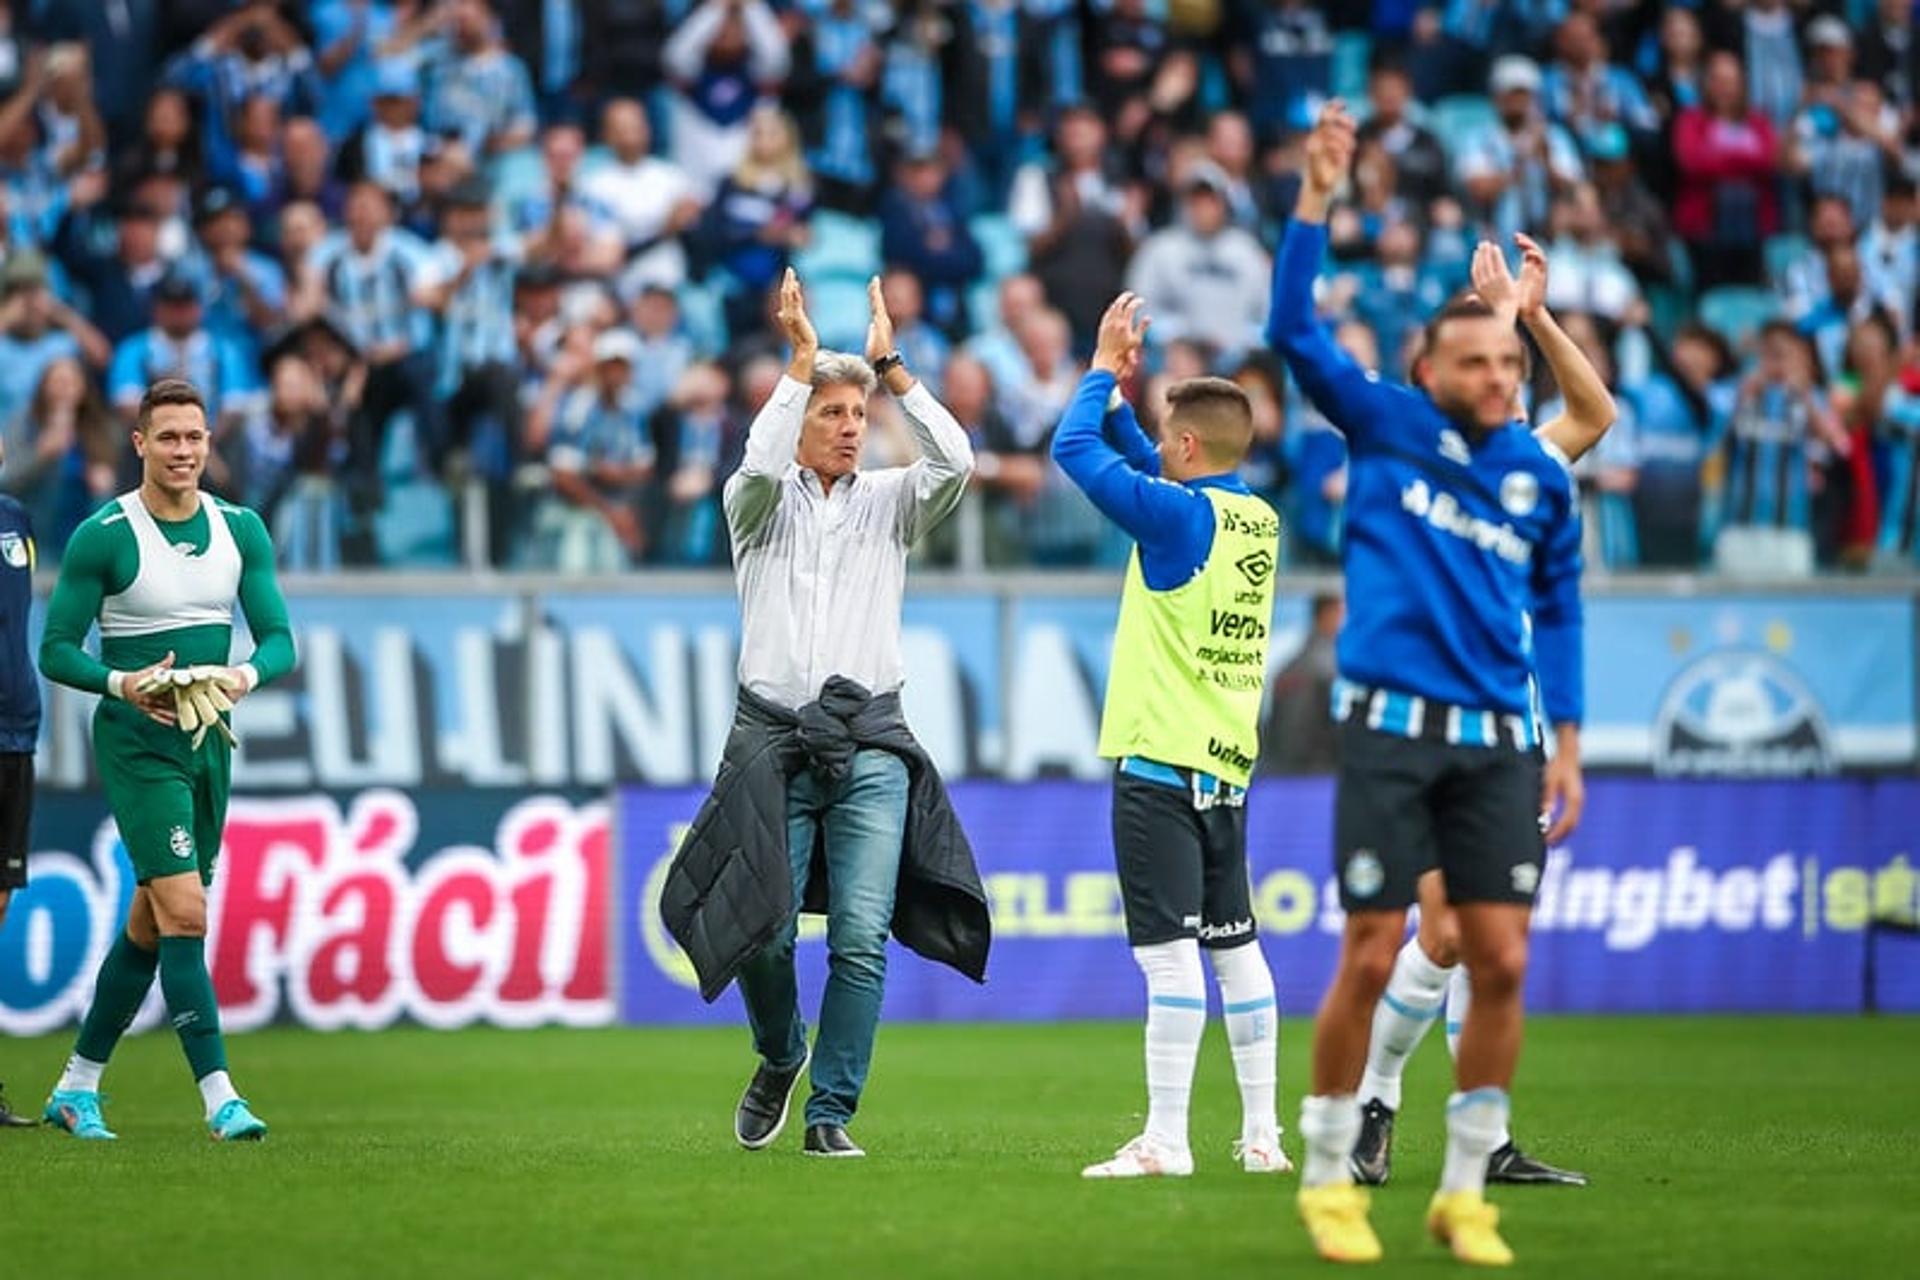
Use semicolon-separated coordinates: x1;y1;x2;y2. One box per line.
883;35;943;159
1720;384;1824;532
549;385;657;479
1879;381;1920;558
970;0;1021;137
1796;102;1899;234
420;42;537;157
1455;120;1585;243
362;124;428;207
419;240;522;393
1743;9;1804;128
310;231;430;354
1545;393;1642;570
1541;63;1660;136
1441;0;1566;49
107;327;262;421
541;0;584;94
1861;221;1920;321
1;151;69;247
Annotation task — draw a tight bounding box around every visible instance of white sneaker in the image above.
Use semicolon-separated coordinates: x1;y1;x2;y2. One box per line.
1234;1131;1294;1174
1081;1133;1195;1179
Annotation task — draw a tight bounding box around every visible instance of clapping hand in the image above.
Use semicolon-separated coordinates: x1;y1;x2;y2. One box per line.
865;276;894;365
1092;292;1151;379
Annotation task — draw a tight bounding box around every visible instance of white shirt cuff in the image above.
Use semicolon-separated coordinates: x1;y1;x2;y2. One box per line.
106;670;127;700
237;663;261;692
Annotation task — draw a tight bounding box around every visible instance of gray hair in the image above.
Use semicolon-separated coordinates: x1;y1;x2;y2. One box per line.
809;350;877;397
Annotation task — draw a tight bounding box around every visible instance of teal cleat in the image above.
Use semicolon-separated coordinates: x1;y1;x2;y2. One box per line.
44;1090;117;1140
208;1098;268;1142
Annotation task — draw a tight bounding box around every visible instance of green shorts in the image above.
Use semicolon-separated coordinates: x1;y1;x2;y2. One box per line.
93;701;232;887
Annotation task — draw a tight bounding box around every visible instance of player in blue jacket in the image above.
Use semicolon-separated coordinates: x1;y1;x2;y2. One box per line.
0;444;43;1127
1277;103;1611;1267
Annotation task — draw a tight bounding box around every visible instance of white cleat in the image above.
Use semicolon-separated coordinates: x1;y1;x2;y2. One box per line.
1234;1132;1294;1174
1081;1133;1195;1179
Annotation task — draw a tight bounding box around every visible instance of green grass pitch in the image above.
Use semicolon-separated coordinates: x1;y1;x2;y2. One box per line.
7;1017;1917;1278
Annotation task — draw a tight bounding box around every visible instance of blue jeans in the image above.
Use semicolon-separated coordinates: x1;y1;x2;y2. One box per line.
736;750;908;1127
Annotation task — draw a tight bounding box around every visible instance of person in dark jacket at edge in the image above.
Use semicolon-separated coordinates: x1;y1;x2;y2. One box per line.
660;268;988;1161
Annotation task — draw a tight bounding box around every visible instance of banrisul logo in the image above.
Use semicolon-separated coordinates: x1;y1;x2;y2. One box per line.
1653;651;1835;777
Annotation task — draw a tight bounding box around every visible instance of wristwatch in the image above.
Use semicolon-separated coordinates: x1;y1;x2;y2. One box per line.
871;351;906;377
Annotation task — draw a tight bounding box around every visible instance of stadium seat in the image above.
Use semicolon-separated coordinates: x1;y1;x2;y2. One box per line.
970;213;1027;280
678;279;730;356
969;278;1002;335
794;210;882;283
1697;286;1780;348
487;146;546;215
1332;32;1372;103
374;481;459;568
1764;234;1810;288
807;276;874;351
1430;95;1499;160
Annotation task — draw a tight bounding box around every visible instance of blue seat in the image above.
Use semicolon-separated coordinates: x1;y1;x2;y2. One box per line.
793;210;881;283
968;278;1002;335
1764;234;1810;288
373;481;458;568
1430;95;1498;161
970;213;1027;279
806;277;874;352
1697;286;1780;348
677;279;729;356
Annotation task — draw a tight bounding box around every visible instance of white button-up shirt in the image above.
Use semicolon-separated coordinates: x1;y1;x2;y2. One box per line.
725;374;974;710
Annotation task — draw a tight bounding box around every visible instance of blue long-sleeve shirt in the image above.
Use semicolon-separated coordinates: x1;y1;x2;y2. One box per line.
1050;369;1252;590
0;495;39;753
1268;219;1584;725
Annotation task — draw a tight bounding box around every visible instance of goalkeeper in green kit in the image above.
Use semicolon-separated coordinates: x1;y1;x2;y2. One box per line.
38;379;296;1142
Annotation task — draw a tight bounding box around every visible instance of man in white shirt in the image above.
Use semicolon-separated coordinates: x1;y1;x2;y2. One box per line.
581;98;703;296
717;270;978;1159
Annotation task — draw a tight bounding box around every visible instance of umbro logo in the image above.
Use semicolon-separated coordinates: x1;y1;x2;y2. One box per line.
1235;547;1274;587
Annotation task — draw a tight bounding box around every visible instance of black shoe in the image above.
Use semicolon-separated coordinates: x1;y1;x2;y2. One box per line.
1349;1098;1395;1186
734;1050;809;1150
0;1084;35;1129
803;1123;865;1158
1486;1140;1588;1186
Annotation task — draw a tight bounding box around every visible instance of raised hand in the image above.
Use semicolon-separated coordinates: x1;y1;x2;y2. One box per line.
776;267;817;358
1091;292;1151;377
1303;100;1358;197
865;275;894;364
1470;240;1520;322
1513;232;1549;321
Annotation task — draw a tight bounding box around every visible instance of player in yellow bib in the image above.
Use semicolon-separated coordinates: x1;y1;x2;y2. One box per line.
1053;294;1288;1179
38;379;296;1142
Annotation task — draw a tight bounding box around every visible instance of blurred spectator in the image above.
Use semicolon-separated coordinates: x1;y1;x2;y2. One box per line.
1713;322;1849;576
167;1;321;167
1628;323;1734;567
663;0;792;199
249;351;350;570
792;0;886;211
1009;104;1141;348
965;271;1043;395
1781;195;1858;322
1280;324;1362;567
941;349;1042;564
528;328;654;571
1828;314;1900;568
627;284;694;419
1544;312;1639;570
1862;176;1919;332
310;0;403;143
1342;219;1449;375
701;103;813;339
188;187;287;358
1357;61;1449;212
275;116;348;225
341;61;428;215
878;147;984;335
996;305;1077;453
1233;0;1332;145
1588;123;1671;286
216;93;287;220
0;59;72;247
1737;0;1804;130
1858;0;1917;113
1788;71;1904;236
878;269;950;396
1125;163;1270;361
0;251;108;436
36;0;163;143
107;268;261;489
1875;345;1920;566
1542;11;1658;151
1203;112;1268;232
52;194;168;344
1261;591;1343;775
939;0;1048;199
400;0;538;160
115;88;202;193
1672;52;1778;290
305;180;437;493
37;43;107;179
1227;354;1290;508
583;97;702;294
1457;56;1583;244
649;359;734;565
572;3;674;120
506;118;594;247
0;356;115;553
1544;184;1641;325
1643;6;1705;124
1407;0;1558;104
1796;241;1906;387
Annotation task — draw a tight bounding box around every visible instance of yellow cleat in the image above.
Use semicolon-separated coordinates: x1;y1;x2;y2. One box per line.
1427;1191;1515;1267
1297;1183;1384;1264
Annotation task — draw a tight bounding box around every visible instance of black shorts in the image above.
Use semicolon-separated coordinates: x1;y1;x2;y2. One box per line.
1112;767;1255;949
1333;721;1544;912
1;752;30;891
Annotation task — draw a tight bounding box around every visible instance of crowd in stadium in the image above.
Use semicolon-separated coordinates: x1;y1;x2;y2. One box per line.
0;0;1917;575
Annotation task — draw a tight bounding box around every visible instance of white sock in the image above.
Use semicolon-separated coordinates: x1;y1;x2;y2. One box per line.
197;1070;239;1120
1299;1093;1362;1187
1358;937;1453;1113
1134;940;1205;1152
1440;1088;1510;1195
1209;941;1280;1141
1443;969;1512;1148
57;1055;105;1094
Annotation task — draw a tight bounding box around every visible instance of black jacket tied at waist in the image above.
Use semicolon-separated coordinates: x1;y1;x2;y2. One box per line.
660;676;992;1002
